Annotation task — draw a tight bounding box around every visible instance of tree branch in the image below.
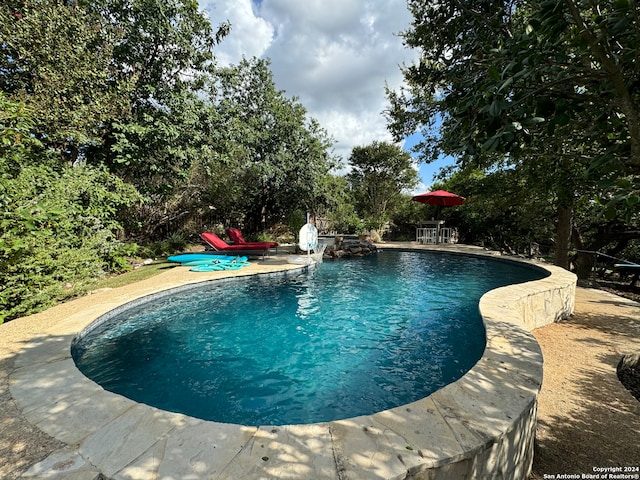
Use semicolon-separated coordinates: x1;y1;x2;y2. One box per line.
564;0;640;172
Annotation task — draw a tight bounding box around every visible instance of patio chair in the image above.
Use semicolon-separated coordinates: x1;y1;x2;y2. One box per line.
200;232;274;257
226;228;278;249
439;227;452;244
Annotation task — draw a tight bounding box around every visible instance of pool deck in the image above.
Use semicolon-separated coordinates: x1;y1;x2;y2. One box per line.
1;243;578;479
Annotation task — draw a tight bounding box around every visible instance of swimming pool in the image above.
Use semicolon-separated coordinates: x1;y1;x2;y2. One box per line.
72;250;547;426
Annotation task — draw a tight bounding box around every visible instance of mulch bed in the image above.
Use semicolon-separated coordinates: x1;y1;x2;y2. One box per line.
618;359;640;402
599;285;640;401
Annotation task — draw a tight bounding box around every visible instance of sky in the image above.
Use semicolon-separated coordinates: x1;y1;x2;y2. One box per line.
200;0;453;190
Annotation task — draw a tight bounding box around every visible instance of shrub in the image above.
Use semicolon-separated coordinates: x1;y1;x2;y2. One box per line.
0;164;141;322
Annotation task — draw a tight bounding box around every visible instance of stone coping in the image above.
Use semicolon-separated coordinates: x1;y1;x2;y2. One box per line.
9;245;577;479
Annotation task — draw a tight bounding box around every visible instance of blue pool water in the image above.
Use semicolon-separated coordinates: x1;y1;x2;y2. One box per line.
72;251;547;426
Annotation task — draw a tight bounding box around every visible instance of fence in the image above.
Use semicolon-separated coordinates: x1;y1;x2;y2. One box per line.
575;249;640;287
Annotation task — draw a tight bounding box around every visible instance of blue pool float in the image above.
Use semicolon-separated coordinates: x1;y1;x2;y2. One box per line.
189;257;250;272
179;256;249;266
167;253;240;264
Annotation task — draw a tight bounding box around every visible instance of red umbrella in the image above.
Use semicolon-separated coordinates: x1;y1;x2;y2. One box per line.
411;190;465;206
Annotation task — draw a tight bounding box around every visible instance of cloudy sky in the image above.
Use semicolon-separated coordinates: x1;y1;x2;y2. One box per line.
200;0;446;188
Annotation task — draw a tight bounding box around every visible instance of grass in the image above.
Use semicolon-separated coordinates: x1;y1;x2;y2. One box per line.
92;260;173;290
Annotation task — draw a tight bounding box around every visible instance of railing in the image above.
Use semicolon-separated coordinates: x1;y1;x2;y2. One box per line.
575;249;640;285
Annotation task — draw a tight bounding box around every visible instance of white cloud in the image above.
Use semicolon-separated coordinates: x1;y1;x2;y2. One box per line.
202;0;274;65
201;0;418;165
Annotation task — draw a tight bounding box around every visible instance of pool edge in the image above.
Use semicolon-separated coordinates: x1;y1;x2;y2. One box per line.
8;245;577;480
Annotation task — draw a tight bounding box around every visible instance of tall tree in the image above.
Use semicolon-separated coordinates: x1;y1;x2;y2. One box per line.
347;141;418;235
0;1;132;164
86;0;230;193
207;57;337;232
387;0;640;268
0;94;142;323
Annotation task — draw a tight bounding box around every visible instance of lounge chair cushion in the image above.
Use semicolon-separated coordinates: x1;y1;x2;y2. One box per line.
201;232;274;251
226;228;278;248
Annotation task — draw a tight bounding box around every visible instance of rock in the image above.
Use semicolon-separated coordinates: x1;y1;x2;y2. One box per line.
324;236;378;259
618;354;640;401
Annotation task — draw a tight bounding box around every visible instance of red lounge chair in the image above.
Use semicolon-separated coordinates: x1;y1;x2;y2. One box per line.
226;228;278;248
200;232;274;256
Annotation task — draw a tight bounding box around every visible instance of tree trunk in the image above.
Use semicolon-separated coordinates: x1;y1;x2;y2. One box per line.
571;224;595;281
554;206;572;269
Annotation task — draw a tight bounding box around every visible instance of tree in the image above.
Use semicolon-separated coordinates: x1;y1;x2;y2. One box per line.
0;96;141;323
319;174;361;234
0;162;141;323
0;5;145;321
0;1;132;164
347;141;418;235
85;0;230;192
206;57;338;233
387;0;640;269
434;166;557;253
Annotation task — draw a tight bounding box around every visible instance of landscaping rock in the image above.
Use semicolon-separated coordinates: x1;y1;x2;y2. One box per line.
323;235;378;259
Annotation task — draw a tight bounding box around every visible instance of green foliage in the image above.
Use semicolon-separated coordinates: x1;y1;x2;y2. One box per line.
0;164;141;322
390;0;640;180
89;0;224;100
143;232;189;257
387;195;428;241
0;92;39;177
0;0;347;321
88;0;228;188
203;57;339;232
108;90;213;194
388;0;640;268
0;2;133;164
319;175;361;234
285;210;308;240
254;231;278;243
347;141;419;234
432;168;556;253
